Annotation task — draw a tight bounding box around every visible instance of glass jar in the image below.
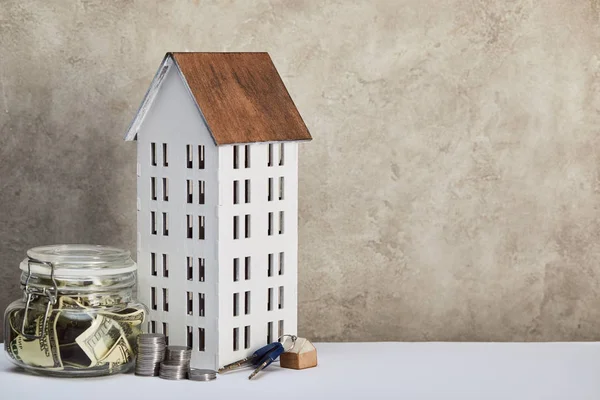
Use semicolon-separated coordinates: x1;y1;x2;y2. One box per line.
3;245;147;377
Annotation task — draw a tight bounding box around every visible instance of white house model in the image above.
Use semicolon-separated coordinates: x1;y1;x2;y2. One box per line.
124;52;312;370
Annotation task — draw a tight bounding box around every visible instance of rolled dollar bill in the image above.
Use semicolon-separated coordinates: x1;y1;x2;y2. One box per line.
75;315;132;368
8;312;63;370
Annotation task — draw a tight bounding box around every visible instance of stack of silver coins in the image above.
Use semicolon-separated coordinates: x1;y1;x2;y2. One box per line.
189;368;217;381
159;346;192;380
135;333;167;376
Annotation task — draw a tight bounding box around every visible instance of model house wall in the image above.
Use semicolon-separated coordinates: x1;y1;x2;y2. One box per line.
135;63;219;369
217;142;298;366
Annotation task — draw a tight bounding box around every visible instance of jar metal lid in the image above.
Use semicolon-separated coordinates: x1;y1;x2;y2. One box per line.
20;244;137;277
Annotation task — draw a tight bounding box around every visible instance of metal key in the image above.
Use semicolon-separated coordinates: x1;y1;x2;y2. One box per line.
248;343;285;380
219;342;282;373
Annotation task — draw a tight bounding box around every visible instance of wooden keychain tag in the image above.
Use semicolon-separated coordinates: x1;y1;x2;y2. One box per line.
280;337;318;370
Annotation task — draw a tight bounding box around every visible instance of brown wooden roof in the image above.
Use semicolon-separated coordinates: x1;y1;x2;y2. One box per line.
170;52;311;145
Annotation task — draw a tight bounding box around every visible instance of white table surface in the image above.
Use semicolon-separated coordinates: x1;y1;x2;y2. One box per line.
1;342;600;399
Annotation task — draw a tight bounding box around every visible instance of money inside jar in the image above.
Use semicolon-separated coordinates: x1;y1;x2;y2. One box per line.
3;245;148;377
6;297;144;374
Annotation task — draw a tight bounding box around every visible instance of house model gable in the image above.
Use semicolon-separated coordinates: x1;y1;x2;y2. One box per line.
125;52;312;145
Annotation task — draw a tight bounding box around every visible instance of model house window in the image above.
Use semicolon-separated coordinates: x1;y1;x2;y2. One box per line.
163;323;169;344
244;326;251;349
187;292;193;315
267;322;273;344
186;215;193;238
279;252;284;275
151;211;157;235
279;143;284;166
151;252;157;276
244;145;250;168
186;145;193;168
162;254;168;277
162;143;168;167
233;145;239;169
268;178;273;201
198;293;205;317
198;145;205;169
162;288;169;311
268;253;273;277
151;177;157;200
187;326;193;349
233;293;239;316
244;291;251;315
150;320;156;334
198;216;205;240
267;143;273;167
245;214;251;238
233;180;239;204
233;258;239;282
245;256;251;280
278;286;284;309
162;212;169;236
187;180;193;203
267;212;273;236
233;216;239;239
162;178;169;201
278;320;284;338
267;288;273;311
198;328;205;351
198;258;205;282
279;211;284;234
199;181;205;204
279;177;284;200
245;179;251;203
187;256;193;281
151;143;157;166
151;287;157;310
233;327;239;351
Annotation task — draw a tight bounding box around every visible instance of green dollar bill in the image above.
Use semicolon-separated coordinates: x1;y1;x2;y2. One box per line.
7;311;63;370
98;335;133;372
75;315;131;368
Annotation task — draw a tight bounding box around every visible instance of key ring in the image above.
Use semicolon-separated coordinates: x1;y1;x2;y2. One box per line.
278;334;297;352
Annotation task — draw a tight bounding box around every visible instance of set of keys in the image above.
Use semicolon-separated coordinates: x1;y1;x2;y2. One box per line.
219;335;297;380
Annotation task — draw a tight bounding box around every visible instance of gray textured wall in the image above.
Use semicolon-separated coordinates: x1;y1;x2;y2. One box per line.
1;0;600;342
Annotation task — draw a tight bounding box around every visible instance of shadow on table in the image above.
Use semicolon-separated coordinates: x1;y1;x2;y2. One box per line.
4;365;131;380
5;366;24;375
217;362;307;381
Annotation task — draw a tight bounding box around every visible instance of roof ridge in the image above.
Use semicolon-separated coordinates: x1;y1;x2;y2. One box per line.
169;51;270;54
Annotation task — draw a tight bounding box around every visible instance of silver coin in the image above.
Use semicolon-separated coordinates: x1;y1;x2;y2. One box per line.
189;368;217;381
135;371;158;377
158;362;189;380
135;335;168;376
138;334;166;343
